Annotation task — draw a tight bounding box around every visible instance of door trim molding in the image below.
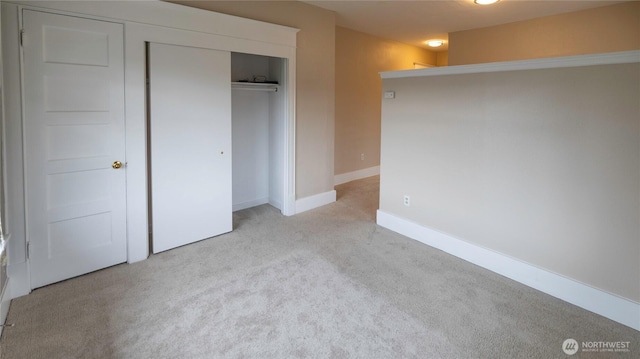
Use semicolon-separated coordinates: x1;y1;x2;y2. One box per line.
2;3;30;298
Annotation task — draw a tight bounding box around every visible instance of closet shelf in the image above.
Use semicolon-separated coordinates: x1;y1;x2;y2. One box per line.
231;82;279;92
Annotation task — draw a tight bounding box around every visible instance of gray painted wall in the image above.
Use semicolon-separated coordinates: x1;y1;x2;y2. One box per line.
380;63;640;302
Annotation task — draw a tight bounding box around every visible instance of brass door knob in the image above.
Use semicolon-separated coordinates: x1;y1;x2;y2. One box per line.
112;161;123;169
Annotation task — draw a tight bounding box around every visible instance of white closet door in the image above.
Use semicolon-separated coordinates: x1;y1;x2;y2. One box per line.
22;10;127;288
149;43;232;253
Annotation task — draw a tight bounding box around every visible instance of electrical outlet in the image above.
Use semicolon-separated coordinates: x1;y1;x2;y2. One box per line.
361;153;365;161
403;195;410;206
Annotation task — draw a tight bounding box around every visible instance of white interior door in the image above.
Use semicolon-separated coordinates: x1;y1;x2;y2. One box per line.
22;10;127;288
149;43;232;253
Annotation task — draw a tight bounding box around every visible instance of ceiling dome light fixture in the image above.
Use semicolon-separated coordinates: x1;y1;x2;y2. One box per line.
426;40;444;47
474;0;500;5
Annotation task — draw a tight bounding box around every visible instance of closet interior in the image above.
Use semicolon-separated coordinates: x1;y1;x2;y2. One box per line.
231;52;286;213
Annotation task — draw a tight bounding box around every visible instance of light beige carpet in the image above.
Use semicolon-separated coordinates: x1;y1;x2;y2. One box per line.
0;176;637;358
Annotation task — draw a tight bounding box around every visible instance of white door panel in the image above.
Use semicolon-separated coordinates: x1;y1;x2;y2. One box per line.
149;43;232;253
23;10;127;288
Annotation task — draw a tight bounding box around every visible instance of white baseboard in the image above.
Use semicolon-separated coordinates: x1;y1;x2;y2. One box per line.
8;261;30;299
0;278;11;337
376;210;640;331
233;197;269;212
334;166;380;185
295;190;336;214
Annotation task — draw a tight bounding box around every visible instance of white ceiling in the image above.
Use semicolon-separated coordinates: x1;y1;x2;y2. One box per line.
303;0;625;51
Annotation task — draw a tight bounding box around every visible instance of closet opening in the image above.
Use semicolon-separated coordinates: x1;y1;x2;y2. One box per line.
144;47;292;254
231;52;287;214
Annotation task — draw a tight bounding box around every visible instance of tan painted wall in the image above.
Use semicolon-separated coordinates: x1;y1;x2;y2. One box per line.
173;1;336;198
335;27;436;176
449;2;640;65
380;63;640;302
436;51;448;67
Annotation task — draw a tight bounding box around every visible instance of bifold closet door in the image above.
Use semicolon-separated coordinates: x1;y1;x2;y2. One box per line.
149;43;232;253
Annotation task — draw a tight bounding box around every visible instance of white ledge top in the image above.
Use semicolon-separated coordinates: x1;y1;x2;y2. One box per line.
380;50;640;79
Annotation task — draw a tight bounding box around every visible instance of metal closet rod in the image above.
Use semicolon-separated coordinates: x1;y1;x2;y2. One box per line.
231;82;279;92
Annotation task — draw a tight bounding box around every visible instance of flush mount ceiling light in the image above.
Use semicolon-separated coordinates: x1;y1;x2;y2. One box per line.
474;0;500;4
426;40;444;47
